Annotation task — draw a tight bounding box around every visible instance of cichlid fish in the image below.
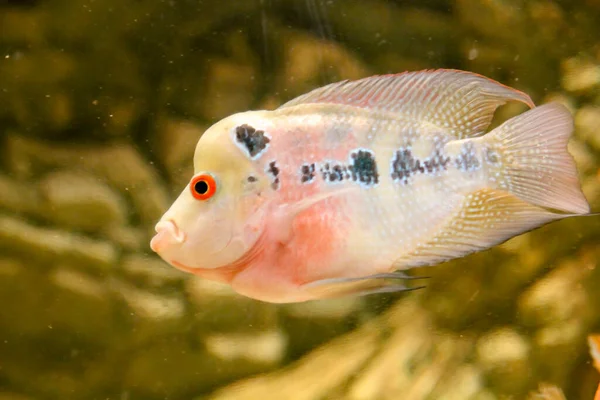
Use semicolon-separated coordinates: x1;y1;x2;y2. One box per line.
150;69;591;303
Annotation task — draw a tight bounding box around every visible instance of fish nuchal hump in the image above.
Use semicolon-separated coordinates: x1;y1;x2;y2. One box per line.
234;124;270;159
278;69;534;139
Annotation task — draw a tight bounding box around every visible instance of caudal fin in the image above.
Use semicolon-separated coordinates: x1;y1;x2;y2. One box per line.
484;102;590;214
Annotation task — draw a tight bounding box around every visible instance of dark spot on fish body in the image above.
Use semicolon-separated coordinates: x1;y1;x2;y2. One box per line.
351;149;379;185
320;163;330;181
423;160;434;174
426;151;451;173
299;149;379;187
391;148;450;184
347;165;356;181
484;147;500;164
301;163;316;183
321;162;351;183
332;165;345;181
391;149;414;182
415;159;425;174
235;124;270;158
455;142;481;171
267;161;280;190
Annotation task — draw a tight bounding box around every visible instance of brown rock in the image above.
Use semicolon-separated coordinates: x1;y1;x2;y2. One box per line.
0;214;118;272
281;298;362;358
38;170;128;232
575;106;600;151
121;254;186;288
518;260;593;328
476;328;532;394
186;277;279;333
0;9;45;45
0;173;41;215
562;57;600;93
199;58;258;121
276;28;369;101
2;135;170;225
110;279;188;344
203;330;287;365
45;267;114;342
123;333;282;398
103;225;147;252
0;393;36;400
111;279;186;322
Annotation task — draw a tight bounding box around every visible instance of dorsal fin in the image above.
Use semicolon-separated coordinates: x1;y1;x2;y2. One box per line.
278;69;535;139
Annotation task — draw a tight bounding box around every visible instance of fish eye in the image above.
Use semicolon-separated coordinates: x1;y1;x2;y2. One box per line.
190;174;217;200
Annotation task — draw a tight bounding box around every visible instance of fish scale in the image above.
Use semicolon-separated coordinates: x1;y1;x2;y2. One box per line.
268;109;476;271
264;109;462;282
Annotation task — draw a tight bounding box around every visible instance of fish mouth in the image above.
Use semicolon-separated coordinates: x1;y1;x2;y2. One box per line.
156;220;186;242
150;220;186;253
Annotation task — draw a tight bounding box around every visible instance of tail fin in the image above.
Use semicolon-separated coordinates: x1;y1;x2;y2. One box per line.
483;103;590;214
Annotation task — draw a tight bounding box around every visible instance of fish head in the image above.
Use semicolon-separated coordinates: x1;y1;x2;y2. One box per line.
150;111;274;271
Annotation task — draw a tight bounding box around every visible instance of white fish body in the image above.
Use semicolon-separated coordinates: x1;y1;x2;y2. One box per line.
151;69;590;303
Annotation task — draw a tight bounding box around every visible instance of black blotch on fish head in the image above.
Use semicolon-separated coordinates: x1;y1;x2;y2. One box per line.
235;124;270;158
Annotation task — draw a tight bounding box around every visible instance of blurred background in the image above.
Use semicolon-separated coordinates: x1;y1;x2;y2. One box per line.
1;0;600;399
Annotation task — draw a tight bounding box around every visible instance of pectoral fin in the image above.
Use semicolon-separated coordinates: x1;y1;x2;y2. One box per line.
271;186;356;244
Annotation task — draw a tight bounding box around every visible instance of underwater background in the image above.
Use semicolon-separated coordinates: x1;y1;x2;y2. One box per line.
1;0;600;399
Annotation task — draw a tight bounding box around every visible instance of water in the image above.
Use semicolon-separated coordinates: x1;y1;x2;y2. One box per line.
0;0;599;399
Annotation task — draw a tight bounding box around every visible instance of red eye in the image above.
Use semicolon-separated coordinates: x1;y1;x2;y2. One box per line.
190;174;217;200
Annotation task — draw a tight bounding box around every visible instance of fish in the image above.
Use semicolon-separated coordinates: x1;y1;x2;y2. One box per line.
150;69;591;303
589;335;600;400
